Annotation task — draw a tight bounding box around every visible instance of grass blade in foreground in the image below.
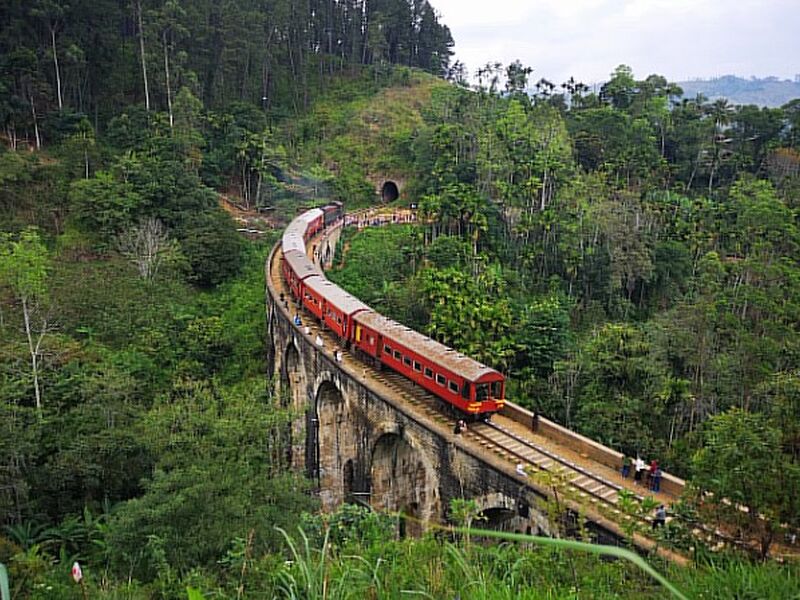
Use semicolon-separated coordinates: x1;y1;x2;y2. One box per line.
449;525;688;600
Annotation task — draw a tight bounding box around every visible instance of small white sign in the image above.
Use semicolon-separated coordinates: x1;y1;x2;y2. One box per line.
71;561;82;583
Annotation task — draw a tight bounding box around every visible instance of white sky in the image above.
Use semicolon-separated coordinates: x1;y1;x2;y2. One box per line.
431;0;799;85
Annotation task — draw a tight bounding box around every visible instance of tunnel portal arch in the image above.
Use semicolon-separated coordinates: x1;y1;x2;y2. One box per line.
381;180;399;202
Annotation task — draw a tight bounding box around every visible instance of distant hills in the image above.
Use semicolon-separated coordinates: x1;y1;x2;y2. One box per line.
676;75;800;107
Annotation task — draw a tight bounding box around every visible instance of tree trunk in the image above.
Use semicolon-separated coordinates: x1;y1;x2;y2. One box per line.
163;33;173;128
30;96;41;150
51;28;63;111
21;298;43;418
136;0;151;111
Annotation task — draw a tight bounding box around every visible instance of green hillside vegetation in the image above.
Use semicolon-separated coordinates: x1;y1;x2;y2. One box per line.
327;64;800;560
0;0;799;596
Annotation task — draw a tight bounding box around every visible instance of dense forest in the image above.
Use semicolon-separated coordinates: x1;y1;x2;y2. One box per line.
1;0;800;597
325;63;800;557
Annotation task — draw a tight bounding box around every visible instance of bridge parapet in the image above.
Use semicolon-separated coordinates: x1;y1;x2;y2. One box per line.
502;404;686;499
266;213;692;565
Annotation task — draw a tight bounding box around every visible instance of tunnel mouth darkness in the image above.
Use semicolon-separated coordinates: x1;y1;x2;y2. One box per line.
381;180;399;202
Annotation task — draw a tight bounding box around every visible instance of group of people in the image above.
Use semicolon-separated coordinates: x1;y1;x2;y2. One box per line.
621;456;662;492
292;314;343;363
344;210;417;230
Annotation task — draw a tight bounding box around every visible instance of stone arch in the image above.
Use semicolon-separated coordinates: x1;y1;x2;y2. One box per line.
370;432;433;536
281;340;302;409
381;180;399;202
315;378;357;510
471;492;547;535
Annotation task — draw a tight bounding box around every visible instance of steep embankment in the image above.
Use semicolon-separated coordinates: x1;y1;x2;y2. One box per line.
294;70;449;203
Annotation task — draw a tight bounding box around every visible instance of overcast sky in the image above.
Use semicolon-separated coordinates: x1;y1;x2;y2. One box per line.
431;0;799;86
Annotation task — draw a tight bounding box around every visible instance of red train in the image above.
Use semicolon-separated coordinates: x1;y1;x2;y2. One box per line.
281;203;505;418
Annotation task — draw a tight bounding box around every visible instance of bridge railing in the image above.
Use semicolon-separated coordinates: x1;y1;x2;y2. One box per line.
502;403;686;498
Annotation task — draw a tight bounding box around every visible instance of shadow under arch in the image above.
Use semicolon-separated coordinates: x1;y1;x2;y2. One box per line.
313;379;347;493
370;432;428;537
281;341;301;408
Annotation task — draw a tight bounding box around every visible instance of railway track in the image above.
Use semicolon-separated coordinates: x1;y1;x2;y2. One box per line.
269;218;800;562
369;368;647;522
274;236;657;528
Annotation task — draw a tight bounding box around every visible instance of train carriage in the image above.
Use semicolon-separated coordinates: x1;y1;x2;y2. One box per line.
353;311;505;416
304;277;370;339
281;203;506;418
322;201;344;227
301;208;325;240
282;249;323;301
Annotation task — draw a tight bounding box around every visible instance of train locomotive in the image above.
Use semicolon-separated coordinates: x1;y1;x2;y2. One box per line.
280;203;505;418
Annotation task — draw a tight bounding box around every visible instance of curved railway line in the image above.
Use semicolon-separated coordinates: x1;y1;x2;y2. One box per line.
268;207;798;563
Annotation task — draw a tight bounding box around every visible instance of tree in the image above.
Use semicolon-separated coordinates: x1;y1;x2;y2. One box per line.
0;229;51;417
116;217;184;282
692;409;800;559
68;171;143;245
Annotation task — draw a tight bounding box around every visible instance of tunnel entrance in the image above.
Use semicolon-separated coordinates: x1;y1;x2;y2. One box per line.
381;181;399;202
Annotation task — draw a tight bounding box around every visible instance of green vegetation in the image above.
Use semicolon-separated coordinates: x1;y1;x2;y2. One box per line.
1;0;799;595
327;62;800;560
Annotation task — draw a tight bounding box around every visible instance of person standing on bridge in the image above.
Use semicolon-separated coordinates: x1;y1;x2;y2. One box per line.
650;465;662;493
634;456;646;485
652;505;666;529
621;455;632;479
315;334;324;348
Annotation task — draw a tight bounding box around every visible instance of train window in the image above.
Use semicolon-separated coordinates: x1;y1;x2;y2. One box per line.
393;350;402;360
448;381;459;394
413;361;422;372
436;374;446;386
403;356;412;367
462;382;471;399
476;384;489;401
424;367;433;379
491;381;503;398
368;335;375;345
384;344;392;354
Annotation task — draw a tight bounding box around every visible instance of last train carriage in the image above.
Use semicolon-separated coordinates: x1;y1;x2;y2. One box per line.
280;204;505;418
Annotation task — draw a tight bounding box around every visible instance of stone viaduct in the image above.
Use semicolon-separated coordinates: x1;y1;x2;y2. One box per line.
265;218;685;557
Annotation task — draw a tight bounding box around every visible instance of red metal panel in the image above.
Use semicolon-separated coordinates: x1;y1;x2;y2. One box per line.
353;321;381;358
303;284;324;320
378;332;478;413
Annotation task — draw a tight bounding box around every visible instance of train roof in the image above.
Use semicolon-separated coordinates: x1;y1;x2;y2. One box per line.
305;277;371;316
300;208;324;224
283;249;323;280
282;230;306;254
354;312;503;383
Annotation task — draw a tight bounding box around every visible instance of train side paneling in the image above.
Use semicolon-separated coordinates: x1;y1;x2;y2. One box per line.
353;312;504;415
301;209;324;240
305;277;370;339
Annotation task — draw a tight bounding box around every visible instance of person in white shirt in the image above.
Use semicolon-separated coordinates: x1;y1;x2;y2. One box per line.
315;334;324;348
634;456;646;485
